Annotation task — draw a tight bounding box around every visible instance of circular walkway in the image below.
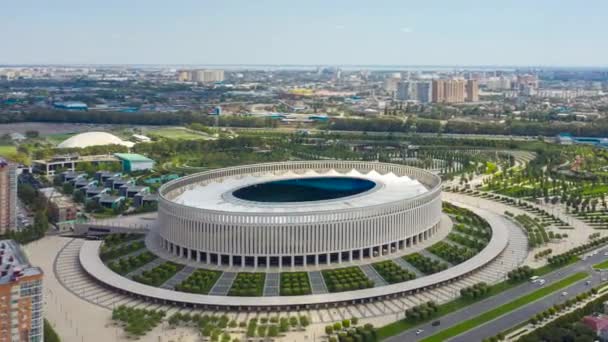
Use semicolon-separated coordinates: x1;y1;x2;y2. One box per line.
78;203;511;309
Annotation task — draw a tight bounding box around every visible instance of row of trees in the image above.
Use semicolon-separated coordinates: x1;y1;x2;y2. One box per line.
548;235;608;265
460;282;491;300
507;266;534;282
405;301;439;322
7;107;608;137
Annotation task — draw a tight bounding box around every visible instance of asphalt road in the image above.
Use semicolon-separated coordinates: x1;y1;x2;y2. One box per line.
387;249;608;342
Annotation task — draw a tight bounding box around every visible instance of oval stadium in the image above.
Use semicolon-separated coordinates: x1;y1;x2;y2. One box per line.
157;161;443;269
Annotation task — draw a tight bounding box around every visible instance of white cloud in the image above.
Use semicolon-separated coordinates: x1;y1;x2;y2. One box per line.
400;27;413;33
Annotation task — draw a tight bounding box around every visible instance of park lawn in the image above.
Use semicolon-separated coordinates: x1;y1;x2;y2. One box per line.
376;256;580;340
593;259;608;270
0;145;16;156
45;132;77;145
420;272;589;342
148;127;207;140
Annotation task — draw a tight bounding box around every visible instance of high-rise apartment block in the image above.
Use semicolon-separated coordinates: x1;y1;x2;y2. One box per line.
0;240;43;342
432;79;466;103
466;79;479;102
0;159;16;234
415;82;432;104
383;77;401;97
191;69;225;84
177;69;224;84
396;81;416;101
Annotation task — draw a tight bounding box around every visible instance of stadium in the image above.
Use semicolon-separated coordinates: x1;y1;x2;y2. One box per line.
157;161;443;269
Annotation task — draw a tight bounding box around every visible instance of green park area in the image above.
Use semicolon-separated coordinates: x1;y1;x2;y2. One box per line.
0;145;17;157
420;272;588;342
148;127;208;140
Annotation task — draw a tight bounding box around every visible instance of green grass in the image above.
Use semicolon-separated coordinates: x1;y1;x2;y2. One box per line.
593;259;608;270
148;127;207;140
0;145;16;156
377;257;580;340
45;132;77;145
420;272;589;342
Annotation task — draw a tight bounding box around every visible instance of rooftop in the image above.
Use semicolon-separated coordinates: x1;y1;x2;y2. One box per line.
0;240;42;285
114;153;154;163
172;169;429;213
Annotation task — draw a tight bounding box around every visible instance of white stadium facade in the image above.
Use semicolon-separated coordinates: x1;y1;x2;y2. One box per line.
157;161;443;269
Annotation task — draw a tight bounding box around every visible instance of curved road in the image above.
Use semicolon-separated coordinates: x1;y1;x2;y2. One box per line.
387;193;605;342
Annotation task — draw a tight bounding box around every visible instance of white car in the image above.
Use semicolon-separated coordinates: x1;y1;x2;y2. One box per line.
537;279;546;285
562;291;568;296
416;329;424;335
604;252;608;256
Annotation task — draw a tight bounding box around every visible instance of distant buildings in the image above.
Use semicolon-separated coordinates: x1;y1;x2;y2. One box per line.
52;101;88;111
383;75;401;97
0;159;17;234
432;79;465;103
466;79;479;102
0;240;44;342
415;81;432;104
431;79;477;103
178;69;225;84
396;81;415;101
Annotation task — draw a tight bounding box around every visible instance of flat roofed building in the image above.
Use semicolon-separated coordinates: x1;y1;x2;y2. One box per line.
0;240;43;342
113;153;155;172
32;154;119;176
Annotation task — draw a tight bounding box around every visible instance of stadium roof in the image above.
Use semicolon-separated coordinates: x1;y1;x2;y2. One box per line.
58;132;135;149
172;169;429;213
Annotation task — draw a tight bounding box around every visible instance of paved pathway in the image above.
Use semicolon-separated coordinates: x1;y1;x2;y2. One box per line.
263;273;280;296
359;264;388;287
160;266;196;290
125;258;163;278
393;258;425;278
309;271;329;294
209;272;237;296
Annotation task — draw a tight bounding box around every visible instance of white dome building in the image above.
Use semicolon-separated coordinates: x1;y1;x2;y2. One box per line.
58;132;134;149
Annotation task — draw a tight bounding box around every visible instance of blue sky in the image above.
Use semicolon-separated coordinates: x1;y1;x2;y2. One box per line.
2;0;607;66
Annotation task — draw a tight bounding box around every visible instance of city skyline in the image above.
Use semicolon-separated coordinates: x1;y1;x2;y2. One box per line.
3;0;608;67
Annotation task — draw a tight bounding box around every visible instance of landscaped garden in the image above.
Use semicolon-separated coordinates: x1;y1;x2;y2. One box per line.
228;273;266;297
403;253;449;274
279;272;311;296
372;260;416;284
427;241;476;265
100;240;146;261
322;267;374;293
111;305;165;338
175;269;222;294
108;252;157;275
103;233;144;248
132;261;184;287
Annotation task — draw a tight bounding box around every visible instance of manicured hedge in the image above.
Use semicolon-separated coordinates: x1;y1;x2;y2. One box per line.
372;260;416;284
322;267;374;293
280;272;311;296
100;240;146;261
132;261;184;287
404;253;448;274
108;252;157;275
175;269;222;294
428;241;475;264
228;273;266;297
